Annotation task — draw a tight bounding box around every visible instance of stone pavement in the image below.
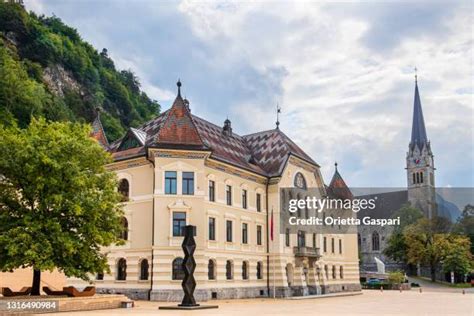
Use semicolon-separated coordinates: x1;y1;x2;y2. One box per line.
53;289;473;316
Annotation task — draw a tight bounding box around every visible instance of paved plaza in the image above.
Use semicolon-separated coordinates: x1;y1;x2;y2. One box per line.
55;288;473;316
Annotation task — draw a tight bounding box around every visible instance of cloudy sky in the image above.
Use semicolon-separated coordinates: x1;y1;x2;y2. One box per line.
27;0;473;188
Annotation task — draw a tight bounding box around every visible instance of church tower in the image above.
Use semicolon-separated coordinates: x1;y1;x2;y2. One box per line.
406;76;437;218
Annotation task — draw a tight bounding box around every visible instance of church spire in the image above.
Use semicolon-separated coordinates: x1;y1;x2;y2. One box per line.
410;76;428;151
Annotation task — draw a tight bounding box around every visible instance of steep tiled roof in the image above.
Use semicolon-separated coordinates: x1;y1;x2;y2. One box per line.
243;129;317;177
91;113;109;148
327;163;353;199
154;93;206;149
107;83;319;177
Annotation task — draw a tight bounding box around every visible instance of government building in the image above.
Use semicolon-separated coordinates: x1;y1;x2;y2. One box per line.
75;81;361;301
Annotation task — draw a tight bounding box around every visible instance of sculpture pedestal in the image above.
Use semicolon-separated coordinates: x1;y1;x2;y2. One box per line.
159;305;218;310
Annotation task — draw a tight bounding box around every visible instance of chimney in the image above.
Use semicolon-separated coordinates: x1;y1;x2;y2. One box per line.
183;98;190;112
222;118;232;136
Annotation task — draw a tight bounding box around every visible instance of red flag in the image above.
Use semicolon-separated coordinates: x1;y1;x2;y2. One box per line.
270;207;274;241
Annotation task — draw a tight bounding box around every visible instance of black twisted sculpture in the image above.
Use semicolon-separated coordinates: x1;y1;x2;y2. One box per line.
159;225;218;310
179;225;198;307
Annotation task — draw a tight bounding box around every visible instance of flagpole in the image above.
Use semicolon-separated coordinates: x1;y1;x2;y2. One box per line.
271;207;276;299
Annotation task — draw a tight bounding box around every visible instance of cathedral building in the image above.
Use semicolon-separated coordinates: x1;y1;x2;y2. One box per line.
357;77;439;272
76;81;361;300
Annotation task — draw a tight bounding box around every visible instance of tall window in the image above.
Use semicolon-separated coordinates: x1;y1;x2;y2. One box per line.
208;217;216;241
297;231;306;247
242;189;247;209
226;260;233;280
209;180;215;202
182;172;194;195
226;220;233;242
324;265;328;279
323;237;327;252
172;258;184;280
339;239;342;254
242;261;249;280
119;217;128;240
372;232;380;251
312;233;316;248
412;173;416;184
226;185;232;205
420;172;424;183
173;212;186;237
242;223;248;244
139;259;149;280
118;179;129;202
358;233;361;249
256;193;262;212
208;259;216;280
257;225;262;246
165;171;177;194
332;265;336;279
340;266;344;279
117;258;127;280
257;262;263;279
331;238;335;253
285;228;290;247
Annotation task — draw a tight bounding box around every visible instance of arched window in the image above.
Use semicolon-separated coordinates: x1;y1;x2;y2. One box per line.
139;259;149;280
340;266;344;279
172;258;184;280
119;217;128;240
420;172;423;183
96;272;104;280
324;265;328;280
332;265;336;279
242;261;249;280
412;173;416;184
117;258;127;280
257;262;263;280
226;260;233;280
208;259;216;280
294;172;307;189
372;232;380;251
416;172;420;184
118;179;130;201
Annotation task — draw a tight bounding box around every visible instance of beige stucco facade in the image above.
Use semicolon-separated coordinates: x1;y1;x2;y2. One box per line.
69;147;360;301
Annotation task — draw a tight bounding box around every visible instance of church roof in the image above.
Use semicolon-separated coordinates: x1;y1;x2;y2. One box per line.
410;80;429;151
108;81;319;177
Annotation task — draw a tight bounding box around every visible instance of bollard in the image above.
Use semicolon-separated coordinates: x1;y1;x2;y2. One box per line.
399;287;402;293
380;286;383;293
462;289;465;295
419;287;422;293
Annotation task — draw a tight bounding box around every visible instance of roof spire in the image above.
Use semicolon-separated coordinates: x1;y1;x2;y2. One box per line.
276;103;281;129
410;73;428;151
414;66;418;83
177;79;182;97
335;161;338;172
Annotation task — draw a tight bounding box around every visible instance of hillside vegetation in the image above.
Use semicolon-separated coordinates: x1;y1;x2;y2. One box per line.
0;3;160;141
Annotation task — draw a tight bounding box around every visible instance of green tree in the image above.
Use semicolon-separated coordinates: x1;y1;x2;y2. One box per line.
441;234;473;277
384;205;423;263
453;204;474;253
404;217;455;282
0;118;124;295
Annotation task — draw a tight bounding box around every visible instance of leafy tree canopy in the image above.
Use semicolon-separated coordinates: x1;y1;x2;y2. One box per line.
0;118;124;294
0;2;160;141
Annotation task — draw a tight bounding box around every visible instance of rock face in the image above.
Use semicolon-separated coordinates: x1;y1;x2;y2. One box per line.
43;64;82;97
